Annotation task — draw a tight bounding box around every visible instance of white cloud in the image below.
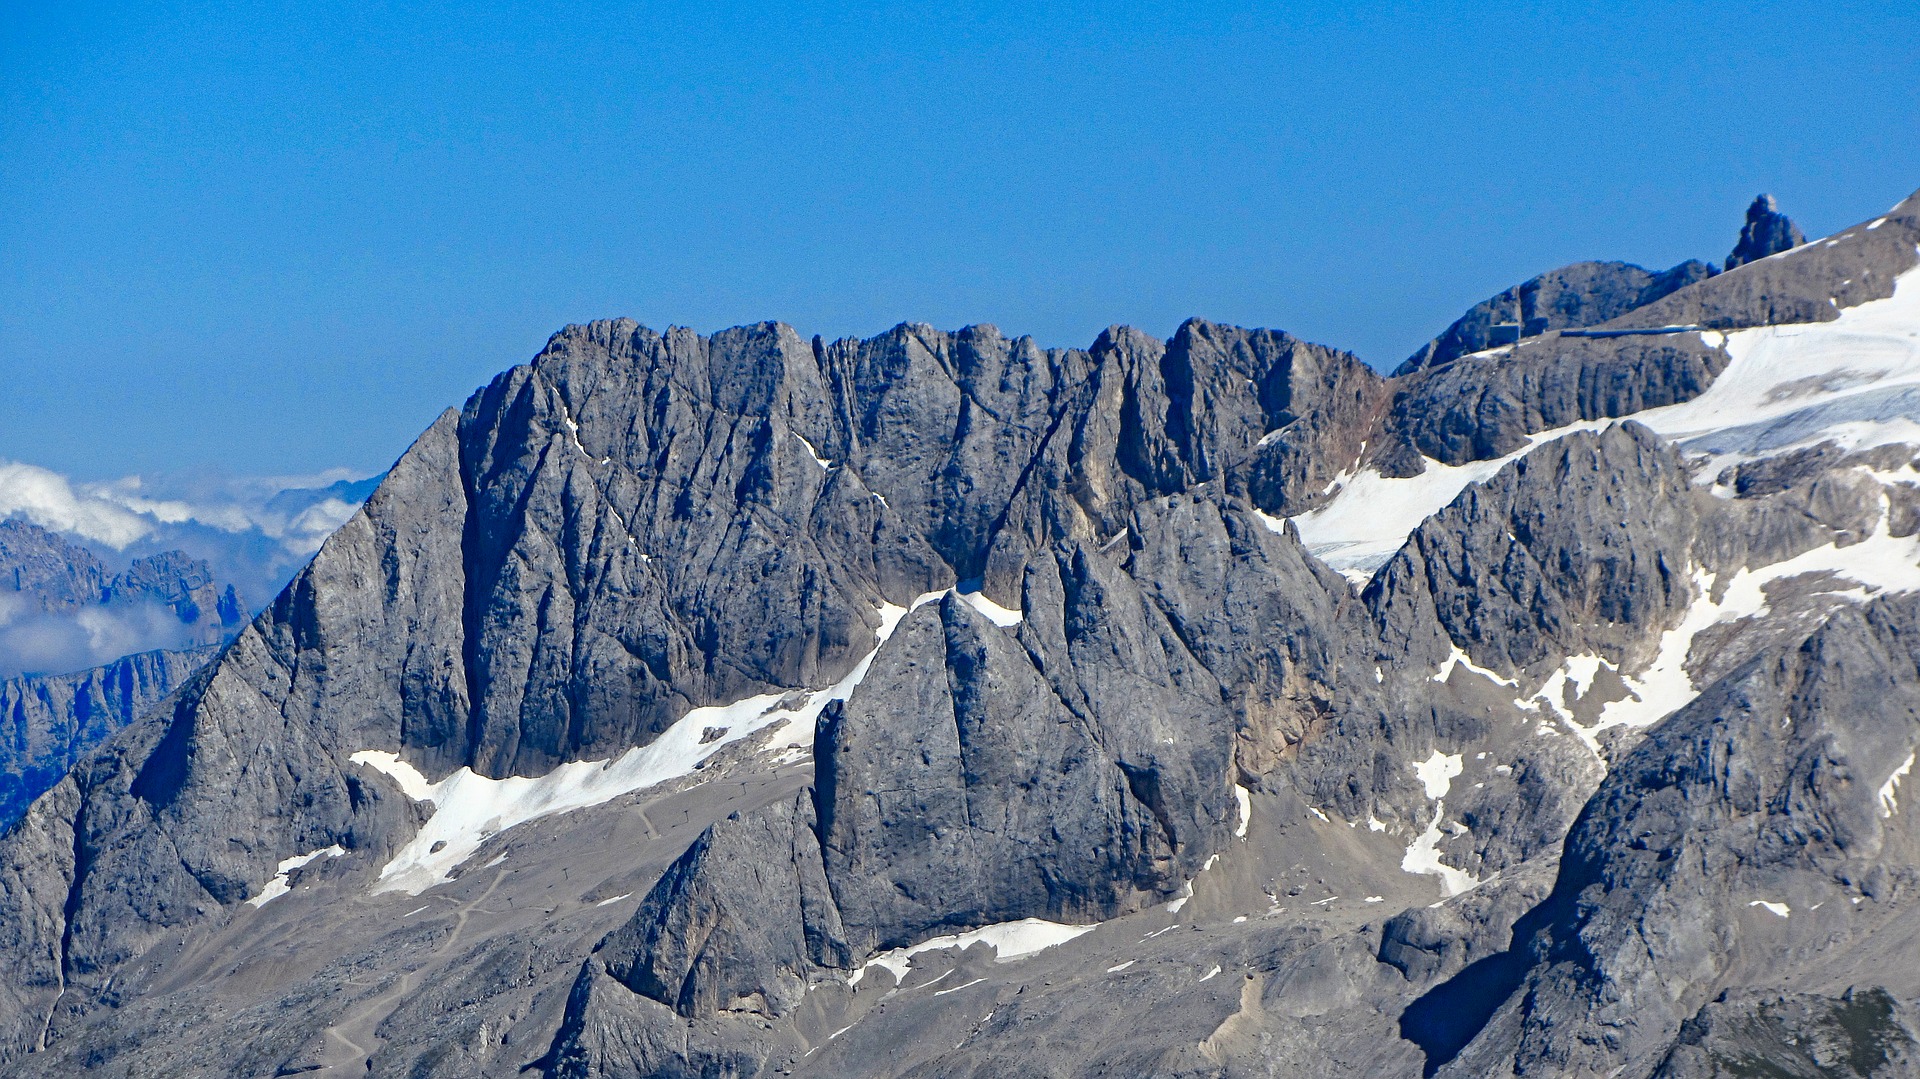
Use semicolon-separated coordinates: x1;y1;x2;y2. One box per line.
2;459;381;626
0;462;156;549
283;498;360;555
0;602;204;679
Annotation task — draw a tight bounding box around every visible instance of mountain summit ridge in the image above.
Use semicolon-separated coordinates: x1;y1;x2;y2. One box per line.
0;187;1918;1078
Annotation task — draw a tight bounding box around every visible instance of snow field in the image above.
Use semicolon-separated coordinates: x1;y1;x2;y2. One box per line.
848;919;1099;987
1270;260;1920;582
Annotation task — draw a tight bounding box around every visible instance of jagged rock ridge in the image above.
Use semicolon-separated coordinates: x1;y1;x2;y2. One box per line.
0;187;1917;1079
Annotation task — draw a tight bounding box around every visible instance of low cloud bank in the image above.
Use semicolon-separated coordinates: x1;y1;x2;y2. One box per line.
0;601;205;679
0;461;383;675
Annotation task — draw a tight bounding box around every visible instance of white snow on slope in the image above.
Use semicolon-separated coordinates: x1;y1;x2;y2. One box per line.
793;432;833;470
1433;645;1517;688
1411;751;1463;799
246;845;345;908
353;593;940;895
1263;453;1519;582
1749;900;1791;918
848;919;1098;987
1533;505;1920;755
1402;751;1478;896
1633;263;1920;466
1883;752;1916;819
957;589;1023;627
1272;260;1920;581
1403;809;1478;898
1233;783;1251;838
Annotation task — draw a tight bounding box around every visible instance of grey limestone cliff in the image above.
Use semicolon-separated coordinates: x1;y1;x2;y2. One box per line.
0;645;213;827
1;186;1919;1079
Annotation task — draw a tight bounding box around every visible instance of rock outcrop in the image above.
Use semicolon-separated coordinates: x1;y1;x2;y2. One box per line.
1725;192;1807;269
1;186;1919;1079
1397;259;1716;375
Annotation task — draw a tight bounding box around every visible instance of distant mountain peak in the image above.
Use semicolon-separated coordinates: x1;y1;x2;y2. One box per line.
1725;191;1806;269
1398;192;1823;375
0;517;245;677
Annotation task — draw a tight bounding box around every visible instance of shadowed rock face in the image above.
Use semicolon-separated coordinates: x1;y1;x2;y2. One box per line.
2;187;1920;1079
0;646;214;827
1725;193;1807;269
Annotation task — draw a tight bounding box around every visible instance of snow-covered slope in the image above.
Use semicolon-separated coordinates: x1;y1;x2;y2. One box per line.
1279;256;1920;581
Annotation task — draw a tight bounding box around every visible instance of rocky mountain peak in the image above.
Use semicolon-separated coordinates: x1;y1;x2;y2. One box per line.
1724;192;1806;268
2;187;1920;1079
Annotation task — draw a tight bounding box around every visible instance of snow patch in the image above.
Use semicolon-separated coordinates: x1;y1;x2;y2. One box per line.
957;589;1023;627
849;919;1098;987
793;432;833;470
1562;654;1606;698
1749;900;1791;918
1552;510;1920;756
1233;784;1251;838
246;845;346;908
933;977;986;996
1403;751;1477;896
1882;752;1915;819
595;892;633;908
354;594;940;895
1267;421;1608;579
1106;960;1136;973
1433;645;1517;687
1198;965;1221;982
1403;810;1478;898
1412;751;1464;799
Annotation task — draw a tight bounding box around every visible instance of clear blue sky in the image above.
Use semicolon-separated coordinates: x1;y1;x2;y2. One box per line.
4;1;1917;479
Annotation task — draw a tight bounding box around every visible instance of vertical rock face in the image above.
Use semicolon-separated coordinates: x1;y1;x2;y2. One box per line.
595;794;850;1019
2;186;1920;1079
1725;192;1807;269
0;646;214;827
1367;423;1701;677
1381;335;1732;468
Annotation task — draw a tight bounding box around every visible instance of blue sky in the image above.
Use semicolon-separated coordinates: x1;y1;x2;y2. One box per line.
4;1;1917;479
